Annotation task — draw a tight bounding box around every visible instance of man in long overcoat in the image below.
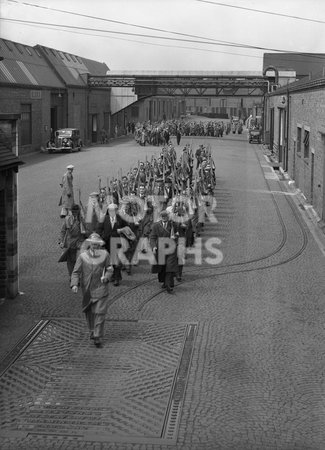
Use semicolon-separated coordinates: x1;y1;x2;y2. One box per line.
60;164;74;218
149;210;178;293
71;233;113;348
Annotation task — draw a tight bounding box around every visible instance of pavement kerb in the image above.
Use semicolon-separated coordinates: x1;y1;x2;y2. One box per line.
261;146;325;254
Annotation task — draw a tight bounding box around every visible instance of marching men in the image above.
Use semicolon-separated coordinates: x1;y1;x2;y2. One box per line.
60;140;217;292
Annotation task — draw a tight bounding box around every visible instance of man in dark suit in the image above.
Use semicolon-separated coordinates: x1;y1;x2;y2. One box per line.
149;210;178;293
97;203;125;286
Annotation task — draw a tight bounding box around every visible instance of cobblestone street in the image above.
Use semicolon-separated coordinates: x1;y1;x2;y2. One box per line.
1;132;325;449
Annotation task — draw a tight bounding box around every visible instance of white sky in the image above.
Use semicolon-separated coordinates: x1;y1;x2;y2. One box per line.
1;0;325;72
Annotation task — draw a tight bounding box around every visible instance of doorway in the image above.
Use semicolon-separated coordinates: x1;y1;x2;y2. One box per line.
50;107;57;137
270;108;274;151
91;114;98;143
311;151;315;204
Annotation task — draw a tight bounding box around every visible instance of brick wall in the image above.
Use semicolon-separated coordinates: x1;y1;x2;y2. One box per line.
0;86;51;154
0;84;113;151
269;89;325;220
289;90;325;218
0;187;6;299
0;169;19;299
5;169;19;298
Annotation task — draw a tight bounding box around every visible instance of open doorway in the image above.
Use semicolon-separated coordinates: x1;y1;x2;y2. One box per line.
91;114;98;143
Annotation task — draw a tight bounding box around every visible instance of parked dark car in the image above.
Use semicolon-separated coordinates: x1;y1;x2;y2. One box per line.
249;128;262;144
47;128;82;153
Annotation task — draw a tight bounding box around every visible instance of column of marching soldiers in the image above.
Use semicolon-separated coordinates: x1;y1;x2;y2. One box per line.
60;141;216;291
133;119;232;146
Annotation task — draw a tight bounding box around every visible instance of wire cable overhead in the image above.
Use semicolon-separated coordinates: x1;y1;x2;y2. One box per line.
196;0;325;25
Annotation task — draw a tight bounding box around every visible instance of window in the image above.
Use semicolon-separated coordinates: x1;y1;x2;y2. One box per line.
297;126;302;153
21;104;32;145
25;46;32;56
303;130;310;159
64;53;71;61
70;55;77;62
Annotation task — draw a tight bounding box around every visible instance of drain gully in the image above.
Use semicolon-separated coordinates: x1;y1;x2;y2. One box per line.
161;323;197;441
0;320;49;377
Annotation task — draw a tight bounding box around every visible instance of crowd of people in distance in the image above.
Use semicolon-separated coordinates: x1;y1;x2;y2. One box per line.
134;119;234;147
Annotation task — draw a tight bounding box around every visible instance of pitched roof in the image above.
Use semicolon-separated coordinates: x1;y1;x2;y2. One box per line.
36;45;109;87
0;38;65;88
0;39;110;88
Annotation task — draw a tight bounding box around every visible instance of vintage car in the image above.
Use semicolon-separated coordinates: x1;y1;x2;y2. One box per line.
248;128;262;144
47;128;82;153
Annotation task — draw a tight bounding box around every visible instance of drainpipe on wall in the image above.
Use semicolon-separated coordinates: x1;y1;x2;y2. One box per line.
86;88;90;145
285;87;290;172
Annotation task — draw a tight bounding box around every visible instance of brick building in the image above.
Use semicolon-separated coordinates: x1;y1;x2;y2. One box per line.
265;71;325;222
0;38;110;301
0;38;110;154
0;114;24;300
263;53;325;221
35;45;110;145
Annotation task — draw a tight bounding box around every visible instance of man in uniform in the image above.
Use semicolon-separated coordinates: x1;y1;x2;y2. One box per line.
60;164;74;218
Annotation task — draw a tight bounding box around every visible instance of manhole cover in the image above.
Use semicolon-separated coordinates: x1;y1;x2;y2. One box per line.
0;319;197;445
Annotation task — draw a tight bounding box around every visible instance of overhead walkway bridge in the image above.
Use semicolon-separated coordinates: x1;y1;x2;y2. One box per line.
88;70;269;99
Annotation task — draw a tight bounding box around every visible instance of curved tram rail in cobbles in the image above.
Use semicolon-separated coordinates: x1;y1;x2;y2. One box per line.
109;147;309;314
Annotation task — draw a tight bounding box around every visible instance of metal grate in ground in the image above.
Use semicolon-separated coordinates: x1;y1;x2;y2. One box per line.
0;319;197;446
